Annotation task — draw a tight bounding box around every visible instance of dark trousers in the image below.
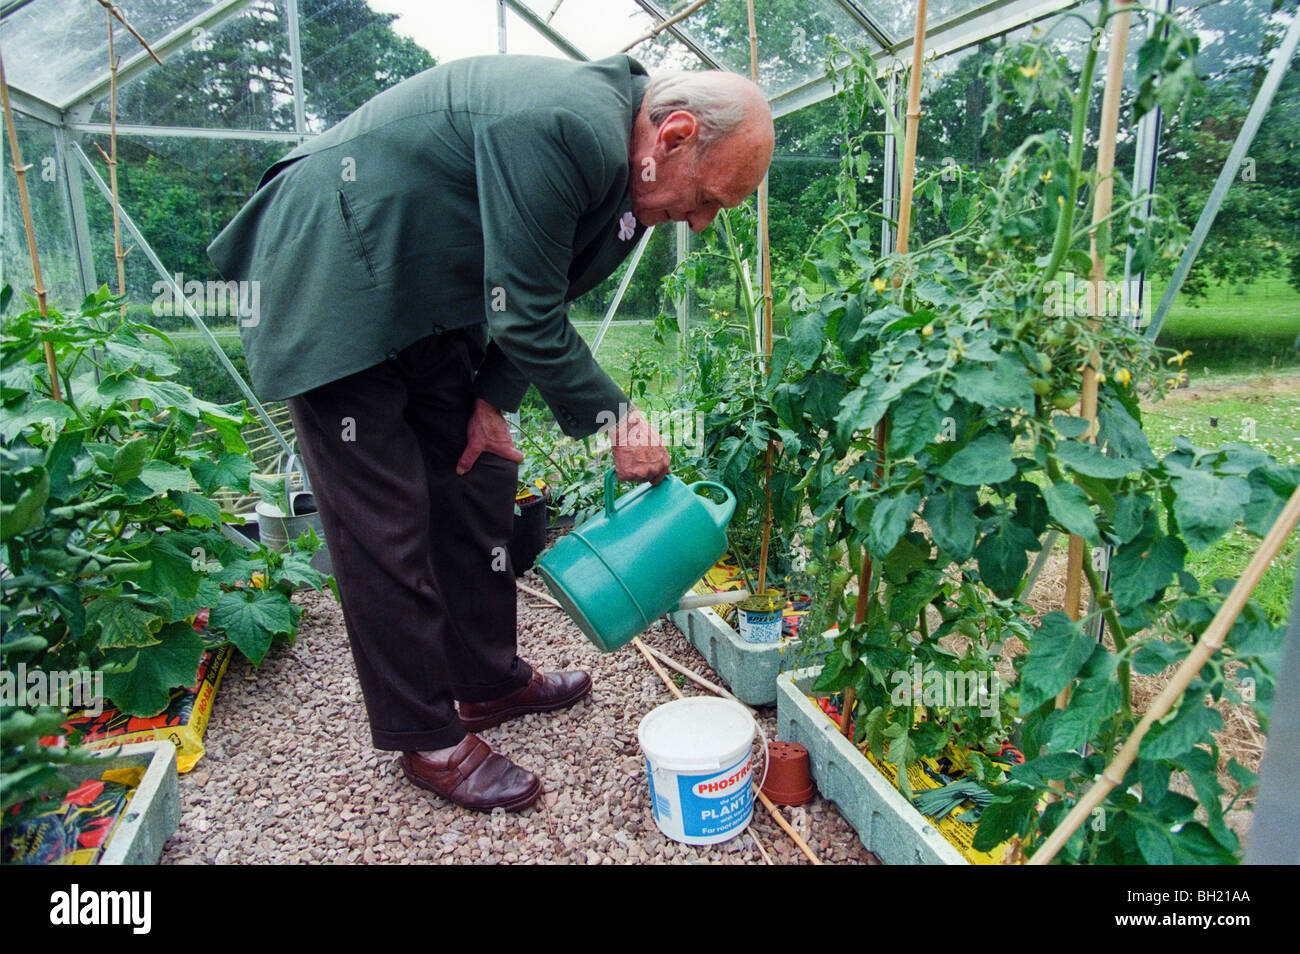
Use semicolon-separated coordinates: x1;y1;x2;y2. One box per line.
287;330;532;751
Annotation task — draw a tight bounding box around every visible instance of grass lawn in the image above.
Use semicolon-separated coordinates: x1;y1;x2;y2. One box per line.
1151;274;1300;375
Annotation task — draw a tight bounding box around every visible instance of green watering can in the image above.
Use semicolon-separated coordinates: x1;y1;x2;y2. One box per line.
536;469;738;652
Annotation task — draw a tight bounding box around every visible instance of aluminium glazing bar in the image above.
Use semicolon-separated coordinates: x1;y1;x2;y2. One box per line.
592;225;655;356
1148;6;1300;342
61;0;255;115
70;140;294;459
501;0;588;60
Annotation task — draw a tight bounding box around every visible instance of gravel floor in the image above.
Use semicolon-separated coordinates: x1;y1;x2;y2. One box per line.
160;573;878;865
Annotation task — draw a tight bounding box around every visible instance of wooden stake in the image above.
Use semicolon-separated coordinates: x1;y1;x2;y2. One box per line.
1061;1;1132;706
0;53;61;402
516;580;560;607
1029;482;1300;865
634;635;823;864
893;0;929;258
620;0;715;52
641;643;752;711
94;0;164;66
745;0;778;596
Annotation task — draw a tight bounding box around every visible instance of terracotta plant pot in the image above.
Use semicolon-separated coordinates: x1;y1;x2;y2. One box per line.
761;740;816;806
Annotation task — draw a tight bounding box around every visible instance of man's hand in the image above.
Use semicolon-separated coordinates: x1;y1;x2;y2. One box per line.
611;405;670;485
457;398;525;476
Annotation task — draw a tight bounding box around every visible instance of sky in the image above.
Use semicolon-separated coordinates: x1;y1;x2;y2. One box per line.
365;0;659;64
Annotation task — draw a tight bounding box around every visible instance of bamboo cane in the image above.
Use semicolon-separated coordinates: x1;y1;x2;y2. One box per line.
1029;482;1300;865
844;2;929;736
0;54;61;402
641;643;751;710
94;1;164;66
1063;0;1132;620
619;0;715;53
1059;2;1132;719
743;0;778;597
634;636;823;864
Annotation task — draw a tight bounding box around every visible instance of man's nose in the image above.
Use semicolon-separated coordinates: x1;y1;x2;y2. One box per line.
687;208;719;233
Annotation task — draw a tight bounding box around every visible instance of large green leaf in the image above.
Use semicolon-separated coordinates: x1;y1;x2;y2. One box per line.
189;452;254;494
1170;469;1251;551
868;488;920;558
888;389;944;457
939;433;1017;486
1140;695;1223;760
117;533;204;606
923;487;979;561
210;588;296;665
86;592;169;648
1018;612;1097;712
0;467;49;541
789;310;827;370
100;623;206;717
973;515;1034;598
1053;441;1135;479
109;437;151;485
1242;467;1298;536
1041;480;1099;543
951;353;1035;412
1110;532;1186;612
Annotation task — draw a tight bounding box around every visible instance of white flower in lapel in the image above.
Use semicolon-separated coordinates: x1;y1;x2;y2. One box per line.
617;211;637;241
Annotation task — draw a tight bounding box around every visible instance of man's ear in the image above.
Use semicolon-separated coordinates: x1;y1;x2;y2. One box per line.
656;110;699;156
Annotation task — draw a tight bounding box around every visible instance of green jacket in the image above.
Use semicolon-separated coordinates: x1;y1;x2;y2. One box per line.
207;54;650;437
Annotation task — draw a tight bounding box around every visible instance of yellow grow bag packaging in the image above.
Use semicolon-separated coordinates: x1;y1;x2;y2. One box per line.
1;768;144;865
60;644;232;774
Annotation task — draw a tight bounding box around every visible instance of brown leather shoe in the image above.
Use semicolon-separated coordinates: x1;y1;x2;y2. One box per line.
458;669;592;732
400;735;541;812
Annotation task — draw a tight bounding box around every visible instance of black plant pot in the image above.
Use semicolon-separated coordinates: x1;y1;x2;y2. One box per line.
509;493;549;576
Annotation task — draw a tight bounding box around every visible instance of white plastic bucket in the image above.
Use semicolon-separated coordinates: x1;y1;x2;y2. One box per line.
637;697;767;845
738;605;783;643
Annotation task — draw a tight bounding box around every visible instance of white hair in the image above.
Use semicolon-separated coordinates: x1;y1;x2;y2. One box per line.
642;71;753;150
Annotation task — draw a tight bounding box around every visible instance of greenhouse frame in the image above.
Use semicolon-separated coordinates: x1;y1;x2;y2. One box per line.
2;0;1298;871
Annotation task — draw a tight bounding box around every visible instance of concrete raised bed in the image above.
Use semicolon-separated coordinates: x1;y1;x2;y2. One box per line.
62;740;180;865
776;667;967;865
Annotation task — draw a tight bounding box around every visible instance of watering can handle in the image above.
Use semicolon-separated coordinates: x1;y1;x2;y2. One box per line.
603;468;619;519
283;452;312;517
689;481;736;529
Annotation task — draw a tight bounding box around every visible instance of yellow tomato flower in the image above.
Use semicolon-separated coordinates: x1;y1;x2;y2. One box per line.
1040;170;1053;183
1115;368;1132;386
921;323;935;336
872;277;887;293
1095;372;1106;385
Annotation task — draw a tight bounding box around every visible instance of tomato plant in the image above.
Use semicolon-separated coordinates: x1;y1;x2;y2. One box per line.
756;2;1294;862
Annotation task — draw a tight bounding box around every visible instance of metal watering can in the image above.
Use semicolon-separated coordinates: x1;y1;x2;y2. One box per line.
536;469;738;652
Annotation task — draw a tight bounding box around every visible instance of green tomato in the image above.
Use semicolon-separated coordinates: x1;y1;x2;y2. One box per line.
1030;378;1053;397
1037;353;1053;374
1051;390;1080;410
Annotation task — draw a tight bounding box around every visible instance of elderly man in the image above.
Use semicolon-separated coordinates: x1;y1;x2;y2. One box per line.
208;53;773;813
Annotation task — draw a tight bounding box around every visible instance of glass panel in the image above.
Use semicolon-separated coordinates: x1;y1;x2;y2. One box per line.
2;114;83;306
299;0;439;132
88;0;295;132
0;0;213;107
1149;0;1300;372
770;96;843;277
648;0;877;97
867;0;1022;43
73;132;282;406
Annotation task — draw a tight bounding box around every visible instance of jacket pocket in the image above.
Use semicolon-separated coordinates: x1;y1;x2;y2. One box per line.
337;190;379;287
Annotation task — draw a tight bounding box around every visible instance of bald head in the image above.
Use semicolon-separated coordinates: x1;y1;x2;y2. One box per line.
629;70;774;232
